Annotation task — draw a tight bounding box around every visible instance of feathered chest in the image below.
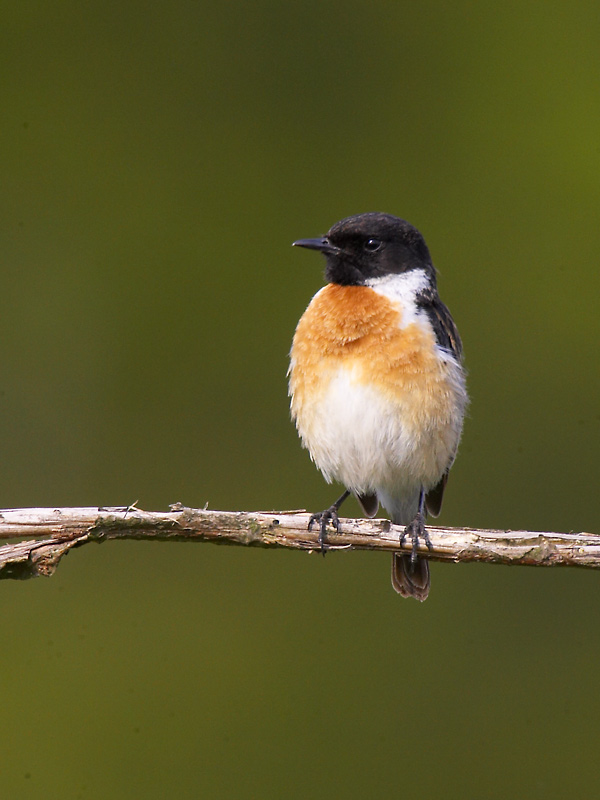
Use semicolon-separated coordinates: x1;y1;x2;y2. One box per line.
288;282;467;491
289;283;446;406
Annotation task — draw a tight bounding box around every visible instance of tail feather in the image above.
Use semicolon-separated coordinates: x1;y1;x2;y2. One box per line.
391;553;430;602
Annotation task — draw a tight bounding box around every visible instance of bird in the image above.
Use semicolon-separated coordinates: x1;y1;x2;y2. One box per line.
288;212;468;601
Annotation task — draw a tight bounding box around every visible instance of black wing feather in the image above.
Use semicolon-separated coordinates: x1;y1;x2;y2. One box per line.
416;285;463;516
416;285;463;361
357;492;379;518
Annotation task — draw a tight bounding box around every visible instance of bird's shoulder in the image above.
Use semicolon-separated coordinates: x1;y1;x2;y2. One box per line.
415;285;463;361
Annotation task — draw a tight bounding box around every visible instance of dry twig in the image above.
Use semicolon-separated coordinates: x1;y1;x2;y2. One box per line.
0;504;598;580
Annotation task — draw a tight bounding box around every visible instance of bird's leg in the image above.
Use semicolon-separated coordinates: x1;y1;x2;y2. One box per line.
308;490;350;555
399;488;433;570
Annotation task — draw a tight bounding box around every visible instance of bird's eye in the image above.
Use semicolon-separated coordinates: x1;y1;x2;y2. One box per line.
364;238;382;252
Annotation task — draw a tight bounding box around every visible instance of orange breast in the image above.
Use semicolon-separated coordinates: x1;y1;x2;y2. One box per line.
290;284;454;422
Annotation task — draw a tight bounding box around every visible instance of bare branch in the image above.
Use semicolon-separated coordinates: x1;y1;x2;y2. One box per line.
0;505;598;581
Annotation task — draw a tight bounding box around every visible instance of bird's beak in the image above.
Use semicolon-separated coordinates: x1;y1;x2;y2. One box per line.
292;237;340;255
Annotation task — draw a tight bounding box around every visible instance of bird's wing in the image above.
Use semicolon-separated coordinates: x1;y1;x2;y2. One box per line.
356;492;379;518
416;286;463;360
416;286;463;516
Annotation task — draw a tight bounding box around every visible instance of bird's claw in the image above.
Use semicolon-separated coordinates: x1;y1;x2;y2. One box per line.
400;512;432;568
308;506;342;555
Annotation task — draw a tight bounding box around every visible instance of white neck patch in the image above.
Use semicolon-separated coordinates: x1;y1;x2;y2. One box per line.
365;269;431;328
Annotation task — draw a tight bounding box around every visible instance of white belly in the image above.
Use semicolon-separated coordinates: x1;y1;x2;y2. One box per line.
294;361;463;501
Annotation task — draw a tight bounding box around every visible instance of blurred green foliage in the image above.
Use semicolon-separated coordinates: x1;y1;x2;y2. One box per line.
2;1;600;797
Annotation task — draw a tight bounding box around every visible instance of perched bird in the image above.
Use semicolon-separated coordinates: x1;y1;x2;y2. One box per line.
288;212;467;601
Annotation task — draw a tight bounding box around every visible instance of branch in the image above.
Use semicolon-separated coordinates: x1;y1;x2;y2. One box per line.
0;504;599;581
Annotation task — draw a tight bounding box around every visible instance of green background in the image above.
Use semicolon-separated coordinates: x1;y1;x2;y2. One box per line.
3;1;600;797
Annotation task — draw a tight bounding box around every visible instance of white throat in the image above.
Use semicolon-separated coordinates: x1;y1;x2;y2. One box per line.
364;269;431;327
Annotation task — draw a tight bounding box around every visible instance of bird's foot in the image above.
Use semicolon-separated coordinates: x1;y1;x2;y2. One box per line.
308;506;343;555
400;512;433;569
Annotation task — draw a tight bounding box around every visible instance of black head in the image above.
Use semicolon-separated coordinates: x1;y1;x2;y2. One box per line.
293;212;435;286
